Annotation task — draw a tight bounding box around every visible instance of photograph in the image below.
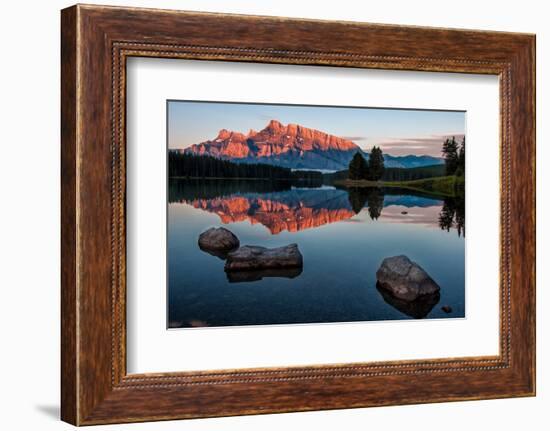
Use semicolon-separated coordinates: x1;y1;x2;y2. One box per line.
167;101;466;328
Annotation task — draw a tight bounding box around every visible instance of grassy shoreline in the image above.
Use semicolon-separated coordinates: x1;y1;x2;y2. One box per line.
335;175;464;198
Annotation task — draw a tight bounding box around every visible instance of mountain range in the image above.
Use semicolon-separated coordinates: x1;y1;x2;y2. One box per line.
182;119;443;170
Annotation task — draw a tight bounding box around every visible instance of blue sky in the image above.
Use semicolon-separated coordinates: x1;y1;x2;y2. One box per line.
168;100;465;157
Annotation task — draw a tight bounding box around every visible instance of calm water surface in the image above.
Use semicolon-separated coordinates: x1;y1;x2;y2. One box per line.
168;179;465;328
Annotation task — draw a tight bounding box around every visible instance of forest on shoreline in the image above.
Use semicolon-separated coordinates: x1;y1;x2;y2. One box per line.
169;152;323;185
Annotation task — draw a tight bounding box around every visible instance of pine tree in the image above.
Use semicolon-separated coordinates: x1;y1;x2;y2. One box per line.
457;136;465;176
348;151;369;180
442;137;459;176
367;146;385;181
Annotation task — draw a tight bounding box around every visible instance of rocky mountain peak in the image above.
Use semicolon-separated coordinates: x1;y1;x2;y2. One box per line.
216;129;232;140
264;119;285;133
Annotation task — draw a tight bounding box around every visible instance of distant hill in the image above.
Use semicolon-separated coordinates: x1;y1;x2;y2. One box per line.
182;119;443;170
382;155;445;169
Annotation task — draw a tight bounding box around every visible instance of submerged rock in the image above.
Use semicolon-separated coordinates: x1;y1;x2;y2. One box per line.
198;227;240;253
376;255;440;301
225;244;303;272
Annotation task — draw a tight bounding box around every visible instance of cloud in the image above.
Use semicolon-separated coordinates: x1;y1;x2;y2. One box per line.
370;133;465;157
380;133;464;146
342;136;368;142
380;145;431;150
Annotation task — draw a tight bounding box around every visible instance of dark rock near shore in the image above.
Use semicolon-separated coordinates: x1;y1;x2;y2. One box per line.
376;284;440;319
376;255;440;301
225;244;303;272
441;305;453;313
198;227;240;253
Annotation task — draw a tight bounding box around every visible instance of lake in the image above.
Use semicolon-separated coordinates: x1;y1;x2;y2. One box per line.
167;179;465;328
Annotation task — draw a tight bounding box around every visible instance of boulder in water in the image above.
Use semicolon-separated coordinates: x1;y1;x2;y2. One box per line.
198;227;240;253
376;255;440;301
225;244;303;272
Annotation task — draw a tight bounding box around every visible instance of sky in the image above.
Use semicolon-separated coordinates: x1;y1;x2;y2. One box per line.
168;100;465;157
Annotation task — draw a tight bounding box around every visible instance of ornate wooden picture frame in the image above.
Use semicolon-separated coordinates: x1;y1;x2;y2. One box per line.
61;4;535;425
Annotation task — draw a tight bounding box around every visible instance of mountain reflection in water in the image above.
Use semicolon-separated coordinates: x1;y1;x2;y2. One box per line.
168;179;465;235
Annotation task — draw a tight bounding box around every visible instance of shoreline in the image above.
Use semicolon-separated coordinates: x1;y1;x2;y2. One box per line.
169;175;464;199
169;176;323;182
334;176;464;198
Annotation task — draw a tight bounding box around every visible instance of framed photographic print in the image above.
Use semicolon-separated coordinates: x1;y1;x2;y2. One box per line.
61;4;535;425
165;101;465;328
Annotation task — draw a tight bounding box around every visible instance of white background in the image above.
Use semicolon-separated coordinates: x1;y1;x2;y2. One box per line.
0;0;547;430
127;59;499;373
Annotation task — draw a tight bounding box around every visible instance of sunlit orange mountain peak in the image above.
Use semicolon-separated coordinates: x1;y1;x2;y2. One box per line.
184;120;360;170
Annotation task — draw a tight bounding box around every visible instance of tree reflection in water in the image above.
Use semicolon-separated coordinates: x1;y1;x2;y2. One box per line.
367;188;384;220
438;196;465;237
347;187;384;220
